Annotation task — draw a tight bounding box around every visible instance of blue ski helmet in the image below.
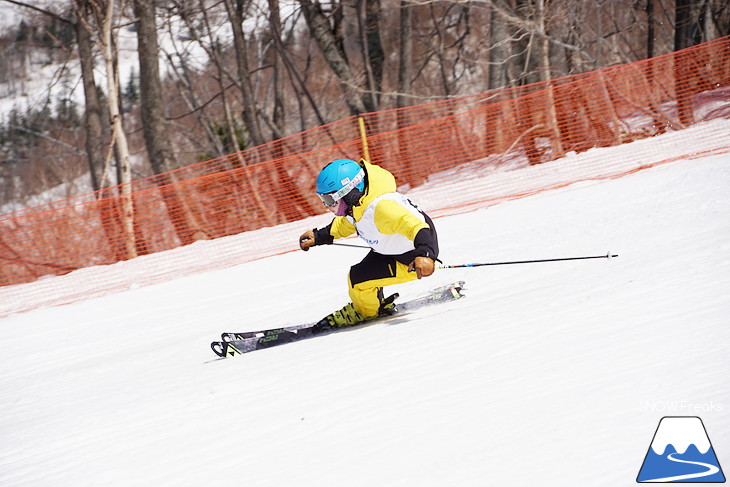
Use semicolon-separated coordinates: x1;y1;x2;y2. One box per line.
315;159;366;207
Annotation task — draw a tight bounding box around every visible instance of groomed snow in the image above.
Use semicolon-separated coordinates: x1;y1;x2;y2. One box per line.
1;137;728;486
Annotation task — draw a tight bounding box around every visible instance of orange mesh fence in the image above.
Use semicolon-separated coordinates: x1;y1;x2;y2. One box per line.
1;36;729;316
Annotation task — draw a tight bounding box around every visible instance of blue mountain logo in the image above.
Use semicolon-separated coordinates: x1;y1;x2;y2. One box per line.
637;416;725;483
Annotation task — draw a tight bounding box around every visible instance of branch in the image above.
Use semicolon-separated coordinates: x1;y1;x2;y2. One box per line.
8;125;86;156
166;81;237;120
427;0;594;58
0;0;73;24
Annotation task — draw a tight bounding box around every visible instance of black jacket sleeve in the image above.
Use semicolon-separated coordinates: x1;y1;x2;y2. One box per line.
396;212;439;265
313;223;334;246
413;226;438;259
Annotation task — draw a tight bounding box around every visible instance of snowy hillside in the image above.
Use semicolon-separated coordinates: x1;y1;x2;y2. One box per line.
1;136;729;485
0;2;214;116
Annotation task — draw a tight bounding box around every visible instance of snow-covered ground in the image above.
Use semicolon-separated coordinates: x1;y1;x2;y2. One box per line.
1;128;728;485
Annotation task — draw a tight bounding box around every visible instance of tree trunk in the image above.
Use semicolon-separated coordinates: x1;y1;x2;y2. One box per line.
73;1;128;260
134;0;200;245
397;0;413;109
74;13;104;193
674;0;696;126
647;0;655;58
488;5;510;90
267;0;286;137
357;0;384;112
134;0;175;173
674;0;693;51
100;0;137;259
222;0;266;147
300;0;368;115
535;0;564;159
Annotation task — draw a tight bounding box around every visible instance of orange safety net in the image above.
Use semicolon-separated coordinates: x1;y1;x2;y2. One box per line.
1;36;729;316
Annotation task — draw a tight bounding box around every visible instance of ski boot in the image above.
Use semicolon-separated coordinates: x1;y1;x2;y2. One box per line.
312;302;364;334
312;289;399;334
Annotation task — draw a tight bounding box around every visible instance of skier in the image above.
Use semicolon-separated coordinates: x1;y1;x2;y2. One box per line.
299;158;439;332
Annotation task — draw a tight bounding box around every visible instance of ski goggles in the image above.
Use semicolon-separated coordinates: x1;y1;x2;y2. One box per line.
317;168;365;207
317;192;339;207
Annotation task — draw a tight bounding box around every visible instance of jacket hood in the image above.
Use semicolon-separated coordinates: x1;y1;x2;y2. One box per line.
352;159;396;220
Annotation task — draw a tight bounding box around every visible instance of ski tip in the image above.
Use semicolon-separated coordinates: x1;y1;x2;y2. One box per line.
211;341;227;357
211;341;244;358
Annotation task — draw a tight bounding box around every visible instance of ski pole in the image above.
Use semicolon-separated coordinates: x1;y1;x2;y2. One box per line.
332;242;370;249
438;252;618;269
329;243;618;266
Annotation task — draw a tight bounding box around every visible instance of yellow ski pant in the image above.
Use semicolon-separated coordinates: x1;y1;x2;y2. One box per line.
348;253;419;318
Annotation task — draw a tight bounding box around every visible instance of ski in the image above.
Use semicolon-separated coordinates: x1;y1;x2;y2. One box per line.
211;281;465;358
220;324;310;342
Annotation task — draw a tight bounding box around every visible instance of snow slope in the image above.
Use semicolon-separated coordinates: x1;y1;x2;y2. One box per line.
1;144;729;486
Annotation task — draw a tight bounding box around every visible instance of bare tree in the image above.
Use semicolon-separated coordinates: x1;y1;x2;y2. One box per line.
222;0;266;147
134;0;203;245
158;2;229;158
4;0;729;216
71;4;107;194
78;0;137;258
267;0;286;137
397;0;414;108
674;0;694;50
175;1;244;154
487;4;511;90
299;0;369;115
265;2;330;129
0;0;108;193
134;0;176;173
357;0;384;110
710;0;730;38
